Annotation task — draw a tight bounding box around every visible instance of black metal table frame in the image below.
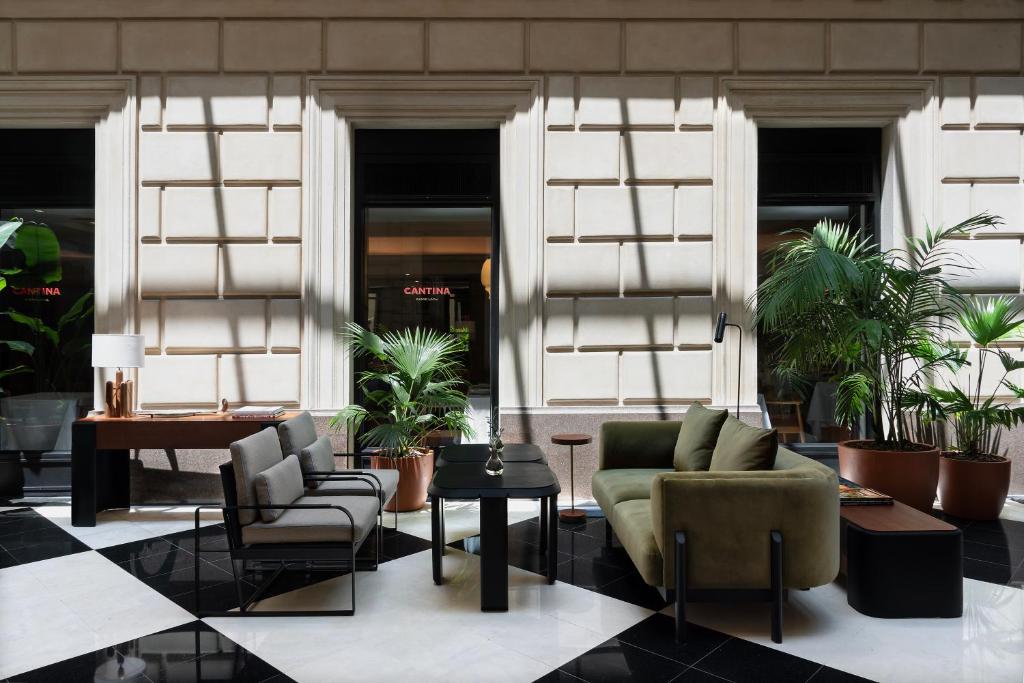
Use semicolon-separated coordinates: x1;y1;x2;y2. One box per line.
431;491;558;611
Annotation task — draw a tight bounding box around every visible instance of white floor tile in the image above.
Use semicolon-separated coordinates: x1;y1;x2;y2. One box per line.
207;547;651;683
672;578;1024;683
33;504;224;549
0;551;194;679
385;499;540;543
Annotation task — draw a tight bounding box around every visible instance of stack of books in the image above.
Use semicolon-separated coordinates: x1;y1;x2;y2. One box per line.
839;477;893;505
230;405;285;421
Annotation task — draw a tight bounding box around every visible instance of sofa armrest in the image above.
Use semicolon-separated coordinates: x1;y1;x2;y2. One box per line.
599;421;680;470
650;469;839;590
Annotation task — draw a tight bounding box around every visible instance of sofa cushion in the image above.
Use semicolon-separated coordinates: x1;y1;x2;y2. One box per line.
592;468;671;516
241;495;379;545
709;416;778;472
611;499;663;587
298;435;336;488
673;402;728;472
311;468;399;504
278;411;318;457
253;454;305;522
599;421;680;470
230;427;287;526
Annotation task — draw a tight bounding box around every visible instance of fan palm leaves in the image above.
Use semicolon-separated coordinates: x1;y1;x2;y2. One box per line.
906;295;1024;457
331;323;473;456
749;213;1001;446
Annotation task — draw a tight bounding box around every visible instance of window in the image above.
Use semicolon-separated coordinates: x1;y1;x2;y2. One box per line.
0;129;95;453
756;128;881;450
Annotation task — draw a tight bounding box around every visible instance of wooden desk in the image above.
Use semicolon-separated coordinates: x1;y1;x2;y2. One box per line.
840;500;962;618
71;412;299;527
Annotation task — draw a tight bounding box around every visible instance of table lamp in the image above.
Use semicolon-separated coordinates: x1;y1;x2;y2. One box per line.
92;334;145;417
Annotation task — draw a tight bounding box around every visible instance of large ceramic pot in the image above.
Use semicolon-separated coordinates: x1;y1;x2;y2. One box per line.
837;440;940;512
937;454;1011;521
370;449;434;512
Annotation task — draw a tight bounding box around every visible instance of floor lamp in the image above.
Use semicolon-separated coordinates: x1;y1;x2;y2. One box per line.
713;312;742;418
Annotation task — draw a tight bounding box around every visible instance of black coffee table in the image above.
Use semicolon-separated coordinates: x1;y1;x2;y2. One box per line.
429;448;560;611
436;442;547;466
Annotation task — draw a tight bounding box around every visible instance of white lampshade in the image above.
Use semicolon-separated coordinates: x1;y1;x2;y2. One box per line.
91;334;145;369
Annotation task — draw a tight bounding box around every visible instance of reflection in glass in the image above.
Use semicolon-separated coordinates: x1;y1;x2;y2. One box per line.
0;130;95;454
364;206;492;397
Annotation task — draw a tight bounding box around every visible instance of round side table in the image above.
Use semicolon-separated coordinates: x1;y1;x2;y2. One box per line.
552;433;592;523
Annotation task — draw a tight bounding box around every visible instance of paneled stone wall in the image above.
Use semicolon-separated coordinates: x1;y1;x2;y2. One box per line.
543;75;715;406
3;4;1024;493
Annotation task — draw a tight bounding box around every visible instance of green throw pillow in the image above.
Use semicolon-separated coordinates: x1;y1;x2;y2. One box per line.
709;416;778;471
673;402;729;471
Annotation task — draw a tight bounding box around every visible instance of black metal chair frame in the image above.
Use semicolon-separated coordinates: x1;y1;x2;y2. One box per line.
604;523;785;643
673;529;784;644
192;463;383;618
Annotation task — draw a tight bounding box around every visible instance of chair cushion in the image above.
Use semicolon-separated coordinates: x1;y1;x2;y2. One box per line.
278;411;318;457
253;454;305;523
673;402;728;472
611;499;663;587
241;495;379;545
592;468;670;516
230;427;287;526
309;468;399;504
298;435;336;489
710;416;778;472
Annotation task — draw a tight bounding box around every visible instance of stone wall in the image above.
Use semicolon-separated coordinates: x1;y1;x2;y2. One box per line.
2;3;1024;495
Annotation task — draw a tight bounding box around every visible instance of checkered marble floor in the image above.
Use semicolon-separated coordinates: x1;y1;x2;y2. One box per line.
0;500;1021;683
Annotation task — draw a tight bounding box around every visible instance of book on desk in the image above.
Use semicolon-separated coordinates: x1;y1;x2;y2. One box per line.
230;405;286;421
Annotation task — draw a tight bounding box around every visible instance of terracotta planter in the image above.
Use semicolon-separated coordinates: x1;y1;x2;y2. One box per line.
937;454;1011;521
837;440;940;512
370;449;434;512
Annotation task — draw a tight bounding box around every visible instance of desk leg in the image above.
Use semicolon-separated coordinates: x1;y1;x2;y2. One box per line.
431;496;443;585
547;494;558;584
480;497;508;611
71;422;97;527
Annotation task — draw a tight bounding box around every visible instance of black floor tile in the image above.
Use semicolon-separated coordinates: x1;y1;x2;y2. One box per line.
0;509;61;538
0;547;18;568
558;638;689;683
555;553;633;588
615;613;730;667
5;620;294;682
533;670;589;683
693;637;824;683
0;525;89;564
162;524;231;554
963;539;1023;567
98;535;187;566
672;668;731;682
591;572;670;611
807;666;876;683
380;529;431;560
963;557;1014;585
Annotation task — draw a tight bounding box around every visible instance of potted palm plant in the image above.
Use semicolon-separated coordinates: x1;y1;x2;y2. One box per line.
750;214;998;511
908;296;1020;520
331;323;473;512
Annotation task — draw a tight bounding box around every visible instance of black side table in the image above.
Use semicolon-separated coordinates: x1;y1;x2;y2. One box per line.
551;433;591;524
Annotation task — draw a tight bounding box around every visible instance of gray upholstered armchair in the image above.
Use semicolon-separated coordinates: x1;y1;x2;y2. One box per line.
193;426;381;617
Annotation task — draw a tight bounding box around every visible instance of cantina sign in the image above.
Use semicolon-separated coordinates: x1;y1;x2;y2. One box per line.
403;286;451;296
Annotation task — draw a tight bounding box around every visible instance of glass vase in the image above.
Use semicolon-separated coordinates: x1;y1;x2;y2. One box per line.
485;444;504;476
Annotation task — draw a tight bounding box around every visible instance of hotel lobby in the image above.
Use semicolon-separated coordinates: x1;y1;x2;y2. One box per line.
2;1;1024;681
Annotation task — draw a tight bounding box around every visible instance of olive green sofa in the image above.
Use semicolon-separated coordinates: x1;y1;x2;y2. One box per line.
593;420;840;643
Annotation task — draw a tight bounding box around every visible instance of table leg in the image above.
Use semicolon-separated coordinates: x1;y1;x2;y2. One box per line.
547;494;558;584
71;422;97;527
480;497;509;611
539;497;548;552
431;495;443;585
